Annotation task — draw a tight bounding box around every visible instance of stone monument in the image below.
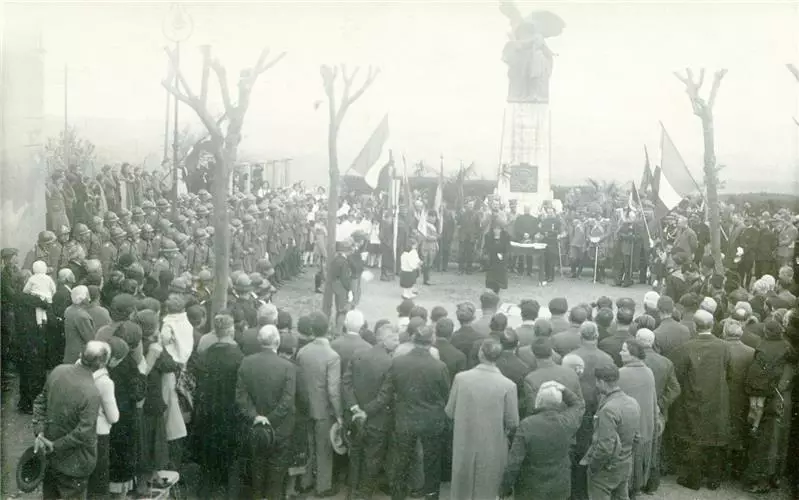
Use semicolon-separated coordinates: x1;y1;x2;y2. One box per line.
496;2;564;212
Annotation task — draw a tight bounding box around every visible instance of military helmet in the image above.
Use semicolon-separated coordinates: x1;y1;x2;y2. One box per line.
156;198;170;209
175;233;190;247
230;218;242;228
140;223;154;234
205;226;215;237
197;269;213;282
119;208;132;219
142;200;156;210
91;215;104;226
38;231;57;245
193;228;208;239
127;224;141;235
160;238;179;253
131;206;145;217
109;226;127;240
196;205;209;216
56;225;71;236
104;211;119;223
74;223;91;236
184;209;196;219
242;214;255;225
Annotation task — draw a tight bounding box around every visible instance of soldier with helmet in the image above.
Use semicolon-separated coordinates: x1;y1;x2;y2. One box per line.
101;226;126;277
73;223;102;260
119;207;133;228
241;214;258;273
156;198;171;219
53;225;73;272
131;206;146;225
90;215;109;245
186;228;214;275
119;224;142;262
139;223;160;267
142;199;159;227
104;211;121;233
150;237;182;278
23;231;60;277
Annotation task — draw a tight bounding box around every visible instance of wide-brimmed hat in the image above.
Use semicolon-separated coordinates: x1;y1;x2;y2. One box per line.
16;446;46;493
329;421;348;455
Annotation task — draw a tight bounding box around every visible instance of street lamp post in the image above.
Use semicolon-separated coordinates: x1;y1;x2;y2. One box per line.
163;3;193;213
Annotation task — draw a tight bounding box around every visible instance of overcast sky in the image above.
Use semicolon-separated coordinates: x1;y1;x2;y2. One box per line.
20;1;799;192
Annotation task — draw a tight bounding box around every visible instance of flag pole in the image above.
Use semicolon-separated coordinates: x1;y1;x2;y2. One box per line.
392;153;400;276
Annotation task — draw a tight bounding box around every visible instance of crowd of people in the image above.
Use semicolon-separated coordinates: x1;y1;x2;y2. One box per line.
2;162;799;500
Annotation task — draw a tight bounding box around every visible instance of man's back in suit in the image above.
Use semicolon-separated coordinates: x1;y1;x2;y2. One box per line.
451;324;483;357
296;338;342;420
236;349;297;440
368;346;450;434
654;318;691;358
522;358;582;416
435;338;467;383
331;332;371;374
552;326;581;357
342;344;393;427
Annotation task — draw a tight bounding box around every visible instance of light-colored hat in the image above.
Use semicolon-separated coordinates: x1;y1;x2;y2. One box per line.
329;421;348;455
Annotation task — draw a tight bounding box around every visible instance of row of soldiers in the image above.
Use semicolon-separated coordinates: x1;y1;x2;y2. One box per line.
30;188;311;288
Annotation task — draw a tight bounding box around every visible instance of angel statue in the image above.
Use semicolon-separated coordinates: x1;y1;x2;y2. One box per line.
499;1;565;103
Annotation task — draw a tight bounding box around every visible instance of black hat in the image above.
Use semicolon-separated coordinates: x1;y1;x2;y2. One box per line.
249;423;275;456
16;446;46;493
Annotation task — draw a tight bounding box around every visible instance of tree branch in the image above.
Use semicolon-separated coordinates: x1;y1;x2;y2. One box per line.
706;68;727;109
696;68;705;90
210;58;234;115
787;63;799;82
164;46;199;102
161;80;224;140
336;66;380;122
200;45;211;106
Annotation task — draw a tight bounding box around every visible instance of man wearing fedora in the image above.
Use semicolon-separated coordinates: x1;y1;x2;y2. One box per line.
32;341;105;499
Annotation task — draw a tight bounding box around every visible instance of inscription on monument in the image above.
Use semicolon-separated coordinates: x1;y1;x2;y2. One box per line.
509;164;538;193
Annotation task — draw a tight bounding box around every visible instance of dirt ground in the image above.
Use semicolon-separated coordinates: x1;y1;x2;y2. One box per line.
1;269;789;499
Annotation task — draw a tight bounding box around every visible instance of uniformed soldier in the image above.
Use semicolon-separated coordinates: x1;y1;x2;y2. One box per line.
90;215;109;245
104;211;121;233
569;217;587;278
240;214;258;273
229;218;244;270
615;212;637;287
539;206;561;284
195;204;210;230
101;226;126;278
131;206;146;225
119;208;132;228
119;224;141;262
142;199;159;227
155;198;171;219
73;223;102;261
150;237;182;278
54;224;73;272
23;231;60;277
185;228;214;275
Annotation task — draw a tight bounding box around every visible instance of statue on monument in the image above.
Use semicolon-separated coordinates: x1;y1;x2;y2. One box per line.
499;1;565;103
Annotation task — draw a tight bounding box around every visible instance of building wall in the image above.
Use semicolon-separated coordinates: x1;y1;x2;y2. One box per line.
0;5;47;254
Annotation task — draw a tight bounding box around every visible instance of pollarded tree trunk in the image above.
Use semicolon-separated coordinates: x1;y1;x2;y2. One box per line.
674;68;727;273
319;64;380;319
163;45;285;313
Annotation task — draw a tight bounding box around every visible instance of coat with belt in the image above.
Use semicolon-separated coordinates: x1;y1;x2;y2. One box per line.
32;363;101;478
296;338;342;421
445;364;519;500
366;346;449;435
342;344;394;430
236;349;297;442
670;334;731;446
725;340;755;450
502;388;585;500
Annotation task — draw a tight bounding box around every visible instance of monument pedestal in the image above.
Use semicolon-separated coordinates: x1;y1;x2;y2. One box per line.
496;102;554;212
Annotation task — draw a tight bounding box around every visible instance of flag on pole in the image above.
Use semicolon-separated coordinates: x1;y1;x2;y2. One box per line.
659;123;702;195
434;155;444;232
401;154;413;232
349;114;390;189
639;145;653;194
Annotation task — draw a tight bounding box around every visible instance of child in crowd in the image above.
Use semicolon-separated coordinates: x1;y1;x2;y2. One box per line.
399;238;422;299
23;260;56;325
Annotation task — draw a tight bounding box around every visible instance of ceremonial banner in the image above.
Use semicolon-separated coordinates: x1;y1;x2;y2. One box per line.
349;114;390;188
655;125;698;221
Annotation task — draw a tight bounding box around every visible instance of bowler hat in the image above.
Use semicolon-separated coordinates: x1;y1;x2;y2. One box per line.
16;446;46;493
329;421;348;455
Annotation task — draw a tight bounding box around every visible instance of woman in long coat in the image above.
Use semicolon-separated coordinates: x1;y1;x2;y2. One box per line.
445;340;519;500
484;218;511;294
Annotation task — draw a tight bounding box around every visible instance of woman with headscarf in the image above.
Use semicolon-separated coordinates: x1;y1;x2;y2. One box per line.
160;293;195;469
484;215;511;294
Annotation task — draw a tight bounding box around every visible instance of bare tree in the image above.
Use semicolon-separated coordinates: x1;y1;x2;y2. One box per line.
673;68;727;272
162;45;285;313
320;64;380;316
